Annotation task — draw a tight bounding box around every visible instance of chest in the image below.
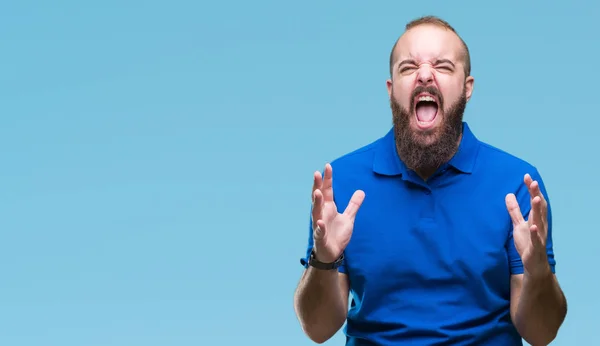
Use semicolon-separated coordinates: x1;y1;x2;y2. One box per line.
343;180;513;296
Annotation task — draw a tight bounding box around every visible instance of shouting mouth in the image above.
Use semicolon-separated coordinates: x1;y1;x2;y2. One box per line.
414;94;439;129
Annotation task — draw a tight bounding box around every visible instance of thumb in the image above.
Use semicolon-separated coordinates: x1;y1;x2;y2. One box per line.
343;190;366;220
505;193;525;226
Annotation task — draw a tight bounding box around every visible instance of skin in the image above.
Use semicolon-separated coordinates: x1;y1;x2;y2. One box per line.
387;24;474;141
387;24;473;180
507;175;568;345
294;24;566;345
293;165;360;343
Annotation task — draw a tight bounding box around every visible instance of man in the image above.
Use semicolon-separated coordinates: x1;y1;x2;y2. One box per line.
293;16;567;346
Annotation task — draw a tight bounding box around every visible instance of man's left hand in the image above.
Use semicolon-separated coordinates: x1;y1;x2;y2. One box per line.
505;174;551;280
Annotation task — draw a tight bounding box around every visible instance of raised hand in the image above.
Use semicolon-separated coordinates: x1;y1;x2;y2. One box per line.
505;173;551;279
311;163;365;263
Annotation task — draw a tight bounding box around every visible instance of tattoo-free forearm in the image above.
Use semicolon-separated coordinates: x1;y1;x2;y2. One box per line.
293;268;348;343
514;271;567;345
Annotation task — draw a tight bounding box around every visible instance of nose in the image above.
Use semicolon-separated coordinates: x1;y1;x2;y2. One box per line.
417;65;434;85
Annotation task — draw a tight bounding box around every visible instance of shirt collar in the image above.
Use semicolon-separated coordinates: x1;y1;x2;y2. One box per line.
448;122;480;174
372;122;480;176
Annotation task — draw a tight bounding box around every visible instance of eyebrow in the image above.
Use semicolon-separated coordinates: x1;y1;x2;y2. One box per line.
398;59;418;69
434;59;455;67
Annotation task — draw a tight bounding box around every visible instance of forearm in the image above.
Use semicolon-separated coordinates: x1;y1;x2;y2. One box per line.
294;267;348;343
514;270;567;345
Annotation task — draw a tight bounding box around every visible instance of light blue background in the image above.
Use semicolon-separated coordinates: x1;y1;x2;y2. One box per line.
1;1;595;345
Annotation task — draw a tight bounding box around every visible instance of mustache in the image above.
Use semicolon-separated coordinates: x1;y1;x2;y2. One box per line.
411;86;443;107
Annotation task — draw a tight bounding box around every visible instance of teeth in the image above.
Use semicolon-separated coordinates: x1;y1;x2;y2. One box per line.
418;96;435;102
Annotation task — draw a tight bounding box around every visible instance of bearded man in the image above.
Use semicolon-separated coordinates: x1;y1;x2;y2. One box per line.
293;16;567;346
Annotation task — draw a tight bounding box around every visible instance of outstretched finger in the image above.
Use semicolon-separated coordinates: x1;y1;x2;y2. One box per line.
312;189;324;230
312;170;323;200
526;175;538;198
527;177;548;224
527;179;547;207
505;193;525;226
321;163;334;202
524;173;533;190
343;190;366;220
531;195;547;237
311;171;324;230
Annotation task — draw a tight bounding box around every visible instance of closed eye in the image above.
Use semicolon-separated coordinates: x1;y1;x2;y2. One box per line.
398;59;419;74
434;59;455;72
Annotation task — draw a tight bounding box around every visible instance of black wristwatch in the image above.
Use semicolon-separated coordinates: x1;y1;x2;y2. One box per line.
308;249;344;270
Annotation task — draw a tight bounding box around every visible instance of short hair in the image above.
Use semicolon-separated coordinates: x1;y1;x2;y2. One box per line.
388;16;471;78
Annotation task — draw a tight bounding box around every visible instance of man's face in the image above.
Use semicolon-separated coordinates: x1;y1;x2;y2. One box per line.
386;24;474;175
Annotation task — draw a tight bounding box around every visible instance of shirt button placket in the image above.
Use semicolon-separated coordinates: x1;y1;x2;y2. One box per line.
422;187;435;221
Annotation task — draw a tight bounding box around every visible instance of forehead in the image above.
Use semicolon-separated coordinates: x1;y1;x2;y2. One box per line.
395;24;463;62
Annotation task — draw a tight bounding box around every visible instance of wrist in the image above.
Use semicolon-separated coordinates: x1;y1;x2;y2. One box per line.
312;248;341;263
309;249;344;270
524;261;552;284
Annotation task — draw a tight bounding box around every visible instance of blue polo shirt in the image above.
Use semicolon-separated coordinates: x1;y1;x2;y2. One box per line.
300;122;556;345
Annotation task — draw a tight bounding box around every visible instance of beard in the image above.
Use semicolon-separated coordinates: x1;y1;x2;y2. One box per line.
391;84;467;177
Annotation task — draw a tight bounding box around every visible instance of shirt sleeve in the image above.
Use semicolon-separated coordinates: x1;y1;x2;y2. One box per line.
299;207;347;274
506;167;557;275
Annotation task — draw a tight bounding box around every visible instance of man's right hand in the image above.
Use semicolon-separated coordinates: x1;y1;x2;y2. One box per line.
311;163;366;263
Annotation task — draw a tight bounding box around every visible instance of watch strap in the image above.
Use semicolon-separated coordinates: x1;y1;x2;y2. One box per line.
308;249;344;270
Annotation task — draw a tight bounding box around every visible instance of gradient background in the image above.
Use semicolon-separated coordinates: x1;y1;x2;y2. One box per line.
1;1;596;345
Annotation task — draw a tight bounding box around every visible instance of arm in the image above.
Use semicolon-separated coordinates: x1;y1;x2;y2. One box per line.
506;170;567;345
510;272;567;345
294;269;350;343
294;165;365;343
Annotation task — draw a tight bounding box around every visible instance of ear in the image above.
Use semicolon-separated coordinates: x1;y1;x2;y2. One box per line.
386;78;393;99
464;76;475;102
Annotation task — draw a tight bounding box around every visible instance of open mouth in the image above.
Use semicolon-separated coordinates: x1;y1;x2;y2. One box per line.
415;95;439;128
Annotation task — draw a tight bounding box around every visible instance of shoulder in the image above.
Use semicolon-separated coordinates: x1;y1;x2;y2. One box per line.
329;134;384;174
475;140;542;179
326;132;391;201
474;139;551;205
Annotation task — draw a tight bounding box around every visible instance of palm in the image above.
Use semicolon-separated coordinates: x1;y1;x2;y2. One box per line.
311;164;365;263
320;201;353;258
512;218;536;264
